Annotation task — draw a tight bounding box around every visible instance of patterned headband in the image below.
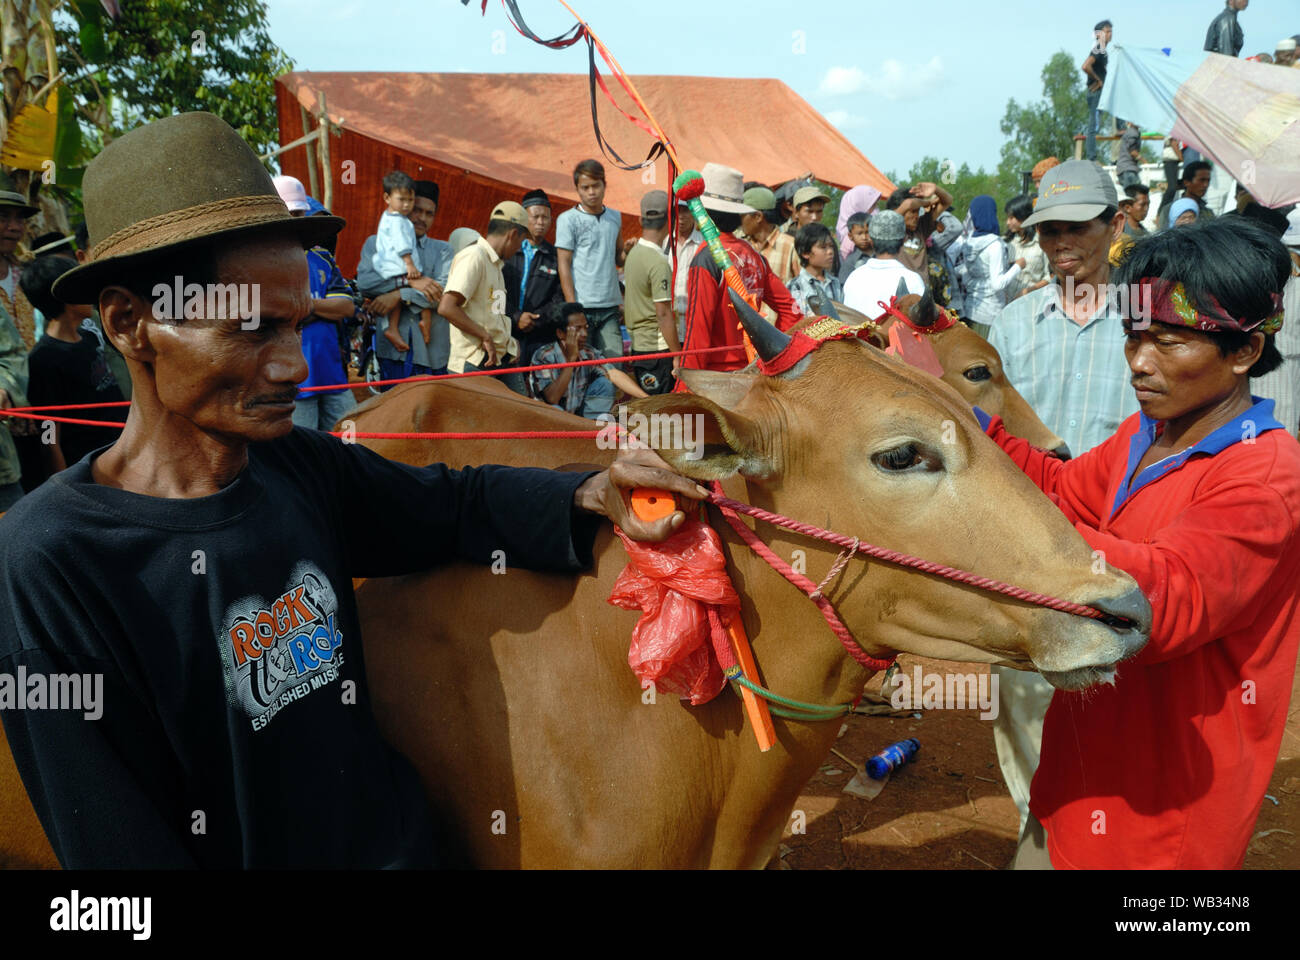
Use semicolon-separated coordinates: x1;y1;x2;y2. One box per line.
1132;277;1284;336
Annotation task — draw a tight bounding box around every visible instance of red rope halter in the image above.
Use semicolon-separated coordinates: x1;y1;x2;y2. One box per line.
705;481;1130;676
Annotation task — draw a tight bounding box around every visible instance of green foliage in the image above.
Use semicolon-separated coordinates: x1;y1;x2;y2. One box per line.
891;157;1008;221
52;84;86;189
996;50;1091;195
55;0;292;158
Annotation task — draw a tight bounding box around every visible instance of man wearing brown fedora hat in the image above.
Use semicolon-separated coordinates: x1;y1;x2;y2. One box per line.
0;111;704;869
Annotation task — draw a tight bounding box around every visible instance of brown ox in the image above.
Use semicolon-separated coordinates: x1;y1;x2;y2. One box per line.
0;307;1149;869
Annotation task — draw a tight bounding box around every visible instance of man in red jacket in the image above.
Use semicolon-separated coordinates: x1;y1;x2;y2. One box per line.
679;162;801;378
977;217;1300;869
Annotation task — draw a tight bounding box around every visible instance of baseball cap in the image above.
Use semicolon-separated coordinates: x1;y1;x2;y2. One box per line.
743;186;777;212
1022;159;1118;228
792;185;831;209
640;190;668;219
272;174;311;213
490;200;531;232
868;210;906;244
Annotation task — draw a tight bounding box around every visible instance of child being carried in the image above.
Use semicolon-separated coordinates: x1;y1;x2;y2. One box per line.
372;170;432;352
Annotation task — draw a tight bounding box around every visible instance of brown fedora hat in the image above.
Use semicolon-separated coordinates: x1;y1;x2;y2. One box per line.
52;111;344;303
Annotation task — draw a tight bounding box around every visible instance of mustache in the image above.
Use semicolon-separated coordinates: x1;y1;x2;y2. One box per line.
251;393;297;405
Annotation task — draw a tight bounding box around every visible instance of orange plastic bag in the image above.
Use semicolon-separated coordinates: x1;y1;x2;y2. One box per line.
608;520;740;705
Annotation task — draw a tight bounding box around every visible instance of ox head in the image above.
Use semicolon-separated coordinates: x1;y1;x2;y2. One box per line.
830;294;1070;458
628;292;1148;689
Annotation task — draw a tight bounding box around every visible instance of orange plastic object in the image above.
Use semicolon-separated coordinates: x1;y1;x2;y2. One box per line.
726;616;778;753
630;487;678;522
631;487;777;753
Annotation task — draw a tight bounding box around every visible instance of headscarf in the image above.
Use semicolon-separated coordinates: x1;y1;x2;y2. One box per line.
1169;198;1200;226
968;195;1000;237
1132;277;1283;335
837;185;882;257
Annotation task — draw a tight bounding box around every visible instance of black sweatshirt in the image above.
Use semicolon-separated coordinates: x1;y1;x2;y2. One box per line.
0;426;600;868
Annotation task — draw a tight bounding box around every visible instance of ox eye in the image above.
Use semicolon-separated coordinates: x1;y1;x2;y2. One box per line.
963;365;992;382
873;443;925;472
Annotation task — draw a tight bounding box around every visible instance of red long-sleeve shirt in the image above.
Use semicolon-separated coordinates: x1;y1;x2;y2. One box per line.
680;233;802;375
981;399;1300;868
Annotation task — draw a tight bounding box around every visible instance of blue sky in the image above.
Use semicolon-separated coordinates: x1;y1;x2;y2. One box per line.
264;0;1299;177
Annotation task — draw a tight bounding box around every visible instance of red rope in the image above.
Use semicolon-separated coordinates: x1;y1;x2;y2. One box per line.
707;481;893;672
0;345;734;427
707;488;1116;623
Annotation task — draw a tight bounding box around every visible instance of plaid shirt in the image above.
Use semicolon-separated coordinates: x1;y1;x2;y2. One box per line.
988;283;1139;457
738;226;800;284
786;270;842;316
528;341;607;414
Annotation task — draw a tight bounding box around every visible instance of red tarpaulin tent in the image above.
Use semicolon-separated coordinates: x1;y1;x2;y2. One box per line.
275;71;894;276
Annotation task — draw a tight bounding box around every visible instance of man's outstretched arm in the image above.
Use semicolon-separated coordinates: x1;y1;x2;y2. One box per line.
300;427;707;578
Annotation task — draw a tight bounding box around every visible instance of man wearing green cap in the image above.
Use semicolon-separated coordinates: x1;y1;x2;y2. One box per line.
737;186;800;285
0;112;704;868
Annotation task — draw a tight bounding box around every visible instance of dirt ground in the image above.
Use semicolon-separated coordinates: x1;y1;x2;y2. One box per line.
778;654;1300;870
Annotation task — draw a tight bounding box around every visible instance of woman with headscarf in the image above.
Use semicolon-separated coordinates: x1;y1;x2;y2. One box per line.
836;185;882;259
962;195;1026;336
1168;197;1201;228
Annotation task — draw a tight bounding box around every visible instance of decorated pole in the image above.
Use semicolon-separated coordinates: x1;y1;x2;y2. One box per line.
673;169;761;364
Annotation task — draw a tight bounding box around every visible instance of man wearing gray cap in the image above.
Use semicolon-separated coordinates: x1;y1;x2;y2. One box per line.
985;158;1137;853
622;190;678;394
842;210;926;319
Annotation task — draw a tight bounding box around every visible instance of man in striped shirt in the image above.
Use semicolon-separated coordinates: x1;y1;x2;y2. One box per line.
986;159;1138;853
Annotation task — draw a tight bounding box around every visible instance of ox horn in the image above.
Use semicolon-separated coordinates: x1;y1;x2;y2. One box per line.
727;288;790;363
808;293;841;322
894;276;911;301
909;285;938;328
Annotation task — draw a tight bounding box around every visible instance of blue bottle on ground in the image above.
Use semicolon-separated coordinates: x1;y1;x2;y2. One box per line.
866;738;920;780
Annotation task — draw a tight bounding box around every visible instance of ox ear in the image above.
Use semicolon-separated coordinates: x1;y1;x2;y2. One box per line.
623;393;770;481
677;368;759;412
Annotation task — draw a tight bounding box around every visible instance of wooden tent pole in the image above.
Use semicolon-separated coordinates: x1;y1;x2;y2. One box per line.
300;102;319;198
317;91;333;211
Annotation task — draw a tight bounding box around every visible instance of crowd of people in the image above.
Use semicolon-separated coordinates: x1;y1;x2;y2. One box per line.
0;9;1296;875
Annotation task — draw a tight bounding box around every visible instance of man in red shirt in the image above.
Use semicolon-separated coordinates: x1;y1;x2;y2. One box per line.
977;217;1300;868
679;162;801;378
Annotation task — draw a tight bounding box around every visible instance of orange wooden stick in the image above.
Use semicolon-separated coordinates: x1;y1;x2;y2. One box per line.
630;488;776;752
726;615;778;753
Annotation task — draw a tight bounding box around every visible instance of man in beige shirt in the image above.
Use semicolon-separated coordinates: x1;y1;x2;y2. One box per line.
439;201;531;394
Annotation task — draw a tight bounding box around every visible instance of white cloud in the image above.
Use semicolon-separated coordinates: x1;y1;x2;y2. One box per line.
818;56;945;102
823;110;865;130
820;66;868;96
